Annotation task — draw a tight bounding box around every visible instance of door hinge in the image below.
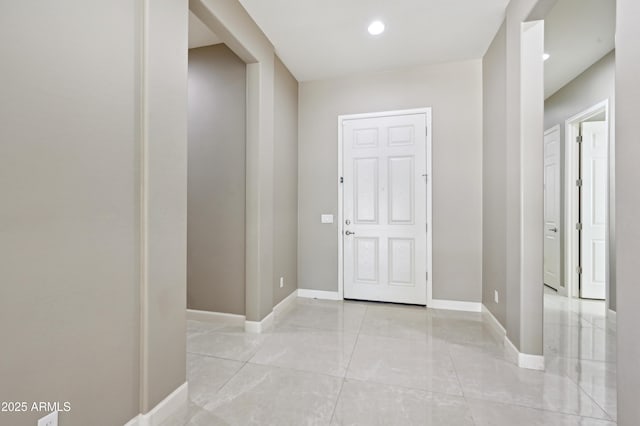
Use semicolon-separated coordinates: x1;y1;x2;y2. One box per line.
426;271;429;281
576;222;582;231
577;265;582;275
576;178;583;187
340;177;344;184
576;135;583;143
425;223;428;232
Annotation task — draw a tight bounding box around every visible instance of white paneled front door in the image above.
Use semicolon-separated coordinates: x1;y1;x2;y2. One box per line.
342;111;430;305
543;126;561;291
580;121;608;300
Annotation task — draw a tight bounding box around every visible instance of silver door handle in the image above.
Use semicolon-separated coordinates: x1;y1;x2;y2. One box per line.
345;230;355;235
550;227;558;233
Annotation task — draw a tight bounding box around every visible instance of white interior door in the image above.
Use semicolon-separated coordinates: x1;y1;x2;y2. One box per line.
544;126;561;291
342;112;428;305
580;121;607;300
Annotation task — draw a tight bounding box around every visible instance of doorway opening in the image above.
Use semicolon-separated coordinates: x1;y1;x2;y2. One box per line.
186;11;247;317
565;101;610;300
540;1;616;395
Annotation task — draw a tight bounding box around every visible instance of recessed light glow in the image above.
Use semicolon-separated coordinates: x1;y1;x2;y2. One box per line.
543;53;550;61
368;20;385;36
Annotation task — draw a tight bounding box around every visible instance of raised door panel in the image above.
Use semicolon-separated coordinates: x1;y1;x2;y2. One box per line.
388;156;414;225
388;238;414;287
354;237;379;283
354;158;379;224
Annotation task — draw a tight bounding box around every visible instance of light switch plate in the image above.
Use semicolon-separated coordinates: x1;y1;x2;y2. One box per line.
321;214;334;224
38;411;58;426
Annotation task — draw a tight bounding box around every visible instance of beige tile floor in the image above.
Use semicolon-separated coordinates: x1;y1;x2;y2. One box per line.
164;290;617;425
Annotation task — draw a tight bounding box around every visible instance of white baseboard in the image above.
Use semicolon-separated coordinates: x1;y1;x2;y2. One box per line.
481;304;506;335
273;290;298;318
607;309;617;322
429;299;482;312
504;335;544;371
519;352;545;370
245;311;274;333
186;309;245;325
297;289;342;301
124;382;188;426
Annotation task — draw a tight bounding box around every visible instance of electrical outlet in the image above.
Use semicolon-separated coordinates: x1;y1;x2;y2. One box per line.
38;411;58;426
279;277;284;288
494;290;499;304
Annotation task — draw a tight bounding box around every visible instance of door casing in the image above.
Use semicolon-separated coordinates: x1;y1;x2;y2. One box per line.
337;108;433;305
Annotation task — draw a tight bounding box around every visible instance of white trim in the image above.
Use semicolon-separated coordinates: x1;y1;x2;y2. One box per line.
564;100;609;299
429;299;482;312
337;108;433;305
273;290;298;318
481;304;506;335
504;335;545;371
244;311;274;333
519;353;545;370
607;309;617;322
125;382;188;426
297;289;342;301
186;309;245;325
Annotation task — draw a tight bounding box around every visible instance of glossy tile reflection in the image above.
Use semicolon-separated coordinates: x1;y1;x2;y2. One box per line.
543;289;617;421
178;291;617;425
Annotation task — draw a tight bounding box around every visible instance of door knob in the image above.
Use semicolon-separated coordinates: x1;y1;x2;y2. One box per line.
550;227;558;233
345;230;355;236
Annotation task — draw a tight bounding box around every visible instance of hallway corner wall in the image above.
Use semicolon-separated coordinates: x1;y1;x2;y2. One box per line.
544;50;616;310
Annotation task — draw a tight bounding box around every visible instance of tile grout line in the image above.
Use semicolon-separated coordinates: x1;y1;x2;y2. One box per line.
546;355;615;421
444;342;479;426
328;303;369;424
464;395;616;423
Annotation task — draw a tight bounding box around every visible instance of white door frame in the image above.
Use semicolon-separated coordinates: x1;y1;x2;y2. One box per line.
337;108;433;305
564;99;609;299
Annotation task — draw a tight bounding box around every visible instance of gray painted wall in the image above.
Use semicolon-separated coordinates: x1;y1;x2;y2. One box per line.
482;22;508;327
0;0;188;424
544;51;616;310
615;0;640;422
273;56;299;305
0;3;139;424
187;44;247;315
298;60;483;303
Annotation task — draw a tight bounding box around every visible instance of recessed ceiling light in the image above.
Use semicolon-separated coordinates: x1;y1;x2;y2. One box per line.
543;53;550;61
368;20;385;36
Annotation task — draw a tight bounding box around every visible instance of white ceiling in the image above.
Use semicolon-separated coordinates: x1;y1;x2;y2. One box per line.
238;0;510;82
190;0;615;96
189;11;221;49
544;0;615;98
